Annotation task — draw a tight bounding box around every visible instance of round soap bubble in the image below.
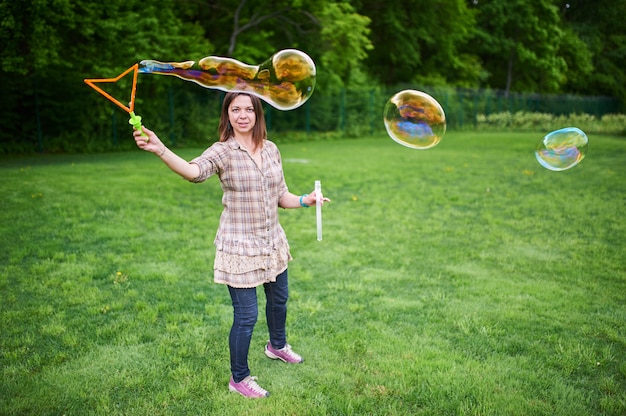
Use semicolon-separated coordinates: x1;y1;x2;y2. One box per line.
383;90;446;149
535;127;588;171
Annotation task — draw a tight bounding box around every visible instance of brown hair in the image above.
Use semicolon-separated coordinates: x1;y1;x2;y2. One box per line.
218;91;267;151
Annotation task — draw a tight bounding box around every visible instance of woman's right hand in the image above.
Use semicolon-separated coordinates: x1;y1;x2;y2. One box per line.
133;126;165;156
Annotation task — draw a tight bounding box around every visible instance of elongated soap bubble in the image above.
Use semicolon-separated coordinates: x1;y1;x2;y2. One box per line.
383;90;446;149
139;49;315;110
535;127;588;171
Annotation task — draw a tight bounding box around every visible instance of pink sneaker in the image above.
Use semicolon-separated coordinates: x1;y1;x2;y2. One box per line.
229;376;269;398
264;342;304;363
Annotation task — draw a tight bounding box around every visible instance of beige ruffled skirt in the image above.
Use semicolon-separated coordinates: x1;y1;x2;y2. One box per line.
213;243;292;288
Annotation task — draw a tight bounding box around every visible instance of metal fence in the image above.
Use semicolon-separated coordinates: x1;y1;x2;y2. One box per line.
152;84;622;145
5;78;623;154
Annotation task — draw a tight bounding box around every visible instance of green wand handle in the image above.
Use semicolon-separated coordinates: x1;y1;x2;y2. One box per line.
129;111;148;140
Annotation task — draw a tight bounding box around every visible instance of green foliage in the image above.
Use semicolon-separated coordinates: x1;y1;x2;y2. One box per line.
476;111;626;135
562;0;626;103
356;0;479;86
469;0;569;94
316;2;373;93
0;0;624;154
1;133;625;415
0;0;74;74
558;26;594;91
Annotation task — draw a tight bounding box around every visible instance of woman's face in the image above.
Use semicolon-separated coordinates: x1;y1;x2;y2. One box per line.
228;95;256;137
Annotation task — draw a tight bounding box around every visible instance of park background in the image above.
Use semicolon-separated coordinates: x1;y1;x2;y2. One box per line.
1;1;625;415
0;0;625;153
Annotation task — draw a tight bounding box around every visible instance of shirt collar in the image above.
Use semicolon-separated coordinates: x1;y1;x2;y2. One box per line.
226;136;240;150
227;136;265;153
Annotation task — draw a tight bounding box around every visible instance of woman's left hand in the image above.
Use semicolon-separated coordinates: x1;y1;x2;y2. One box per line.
305;190;330;207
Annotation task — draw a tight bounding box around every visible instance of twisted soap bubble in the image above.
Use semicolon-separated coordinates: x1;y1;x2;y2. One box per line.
139;49;315;111
383;90;446;149
535;127;588;171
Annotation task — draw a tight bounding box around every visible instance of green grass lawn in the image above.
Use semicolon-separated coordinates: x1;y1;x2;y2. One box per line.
1;131;625;415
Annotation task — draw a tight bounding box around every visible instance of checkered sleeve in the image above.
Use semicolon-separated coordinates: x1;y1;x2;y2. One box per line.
189;142;230;183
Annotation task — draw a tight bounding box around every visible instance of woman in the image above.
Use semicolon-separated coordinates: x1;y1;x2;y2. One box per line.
133;91;329;398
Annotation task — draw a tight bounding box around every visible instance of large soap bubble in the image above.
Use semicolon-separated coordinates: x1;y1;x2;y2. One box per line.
535;127;588;171
383;90;446;149
139;49;316;110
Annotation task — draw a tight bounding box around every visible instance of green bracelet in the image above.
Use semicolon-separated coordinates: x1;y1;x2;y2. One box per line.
299;194;310;208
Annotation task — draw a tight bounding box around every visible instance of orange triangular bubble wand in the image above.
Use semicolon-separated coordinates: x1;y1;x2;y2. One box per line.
84;64;147;138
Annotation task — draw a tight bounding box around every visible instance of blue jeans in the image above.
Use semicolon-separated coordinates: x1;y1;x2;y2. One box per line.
228;269;289;383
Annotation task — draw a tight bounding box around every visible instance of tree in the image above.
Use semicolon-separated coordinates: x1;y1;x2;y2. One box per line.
226;0;322;57
175;0;321;62
561;0;626;104
468;0;569;95
311;2;373;92
354;0;480;87
0;0;211;152
173;0;373;93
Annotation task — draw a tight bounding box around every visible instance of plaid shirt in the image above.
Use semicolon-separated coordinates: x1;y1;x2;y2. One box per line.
190;137;291;287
